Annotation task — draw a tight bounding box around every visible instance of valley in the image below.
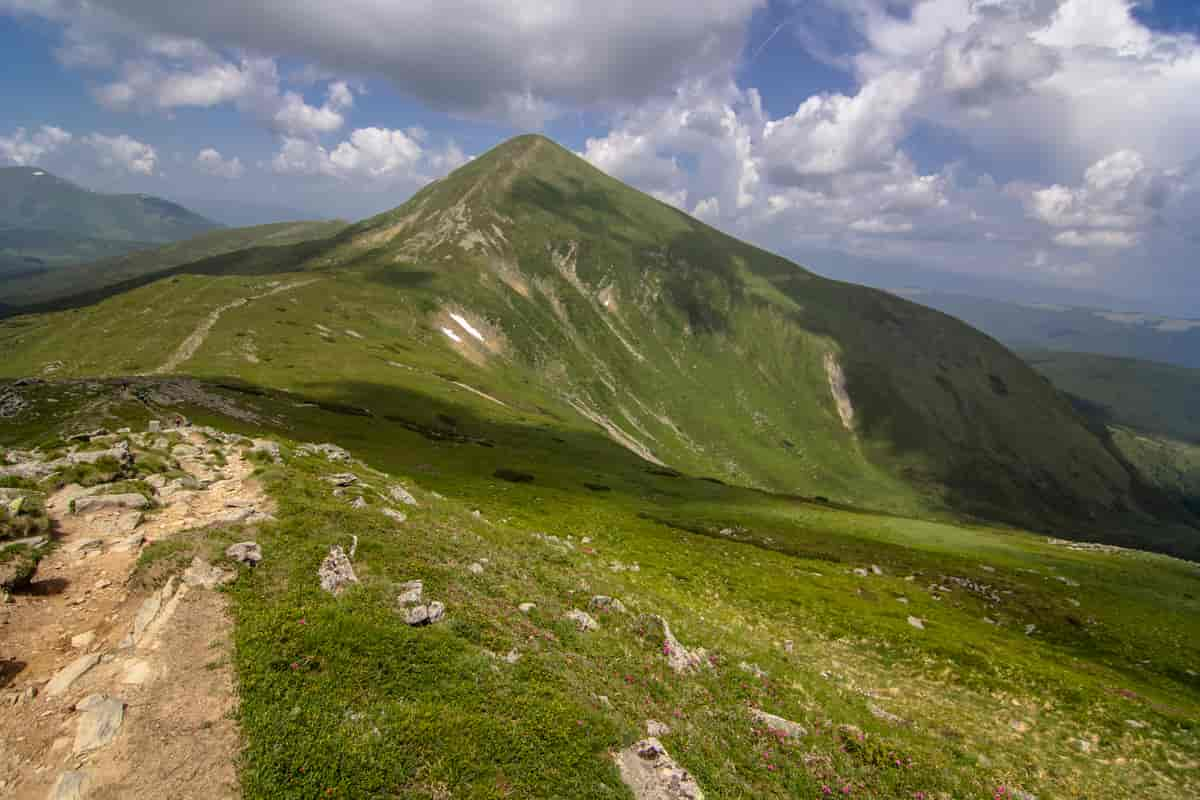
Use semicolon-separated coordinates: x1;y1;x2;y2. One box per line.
2;135;1198;799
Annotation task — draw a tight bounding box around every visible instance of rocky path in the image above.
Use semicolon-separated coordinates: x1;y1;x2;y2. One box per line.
0;427;272;799
151;278;320;375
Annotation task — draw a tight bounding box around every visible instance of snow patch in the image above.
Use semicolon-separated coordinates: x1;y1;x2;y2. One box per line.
441;327;463;344
449;313;486;343
32;171;45;176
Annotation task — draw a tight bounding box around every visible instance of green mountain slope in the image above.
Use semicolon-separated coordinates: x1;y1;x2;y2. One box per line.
0;135;1193;554
0;220;347;308
907;290;1200;370
0;166;220;276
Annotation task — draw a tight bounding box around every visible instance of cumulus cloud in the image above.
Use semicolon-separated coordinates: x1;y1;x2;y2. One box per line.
0;125;72;165
84;132;157;175
270;127;466;182
194;147;244;179
19;0;763;123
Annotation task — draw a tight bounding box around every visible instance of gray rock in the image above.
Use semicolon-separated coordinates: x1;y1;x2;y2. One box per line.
73;695;125;754
183;557;236;589
66;443;131;466
615;738;704;800
907;616;925;630
350;496;368;510
868;703;907;725
110;532;145;553
147;420;161;434
518;602;536;614
49;771;90;800
566;609;599;632
226;541;263;566
381;507;407;523
298;443;352;462
388;485;418;507
646;719;671;737
467;562;485;575
44;653;102;698
397;580;424;605
640;615;708;674
324;472;359;487
750;708;806;738
427;601;445;624
72;493;149;514
405;605;430;626
589;595;627;614
318;545;357;595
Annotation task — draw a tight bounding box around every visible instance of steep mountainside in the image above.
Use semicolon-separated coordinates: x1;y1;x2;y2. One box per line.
0;166;219;276
0;136;1192;552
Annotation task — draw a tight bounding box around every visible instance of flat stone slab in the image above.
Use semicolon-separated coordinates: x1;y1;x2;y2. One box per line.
49;771;90;800
750;708;807;738
183;556;236;588
44;653;102;698
73;695;125;754
615;738;704;800
73;494;149;514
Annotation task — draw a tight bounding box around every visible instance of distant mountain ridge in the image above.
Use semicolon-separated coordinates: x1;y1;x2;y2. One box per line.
1;135;1195;556
0;166;220;277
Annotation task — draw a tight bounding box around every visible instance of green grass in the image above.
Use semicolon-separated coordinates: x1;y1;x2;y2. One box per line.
3;377;1199;798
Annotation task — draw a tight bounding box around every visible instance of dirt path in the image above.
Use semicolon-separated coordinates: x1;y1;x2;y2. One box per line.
0;427;272;799
151;278;320;375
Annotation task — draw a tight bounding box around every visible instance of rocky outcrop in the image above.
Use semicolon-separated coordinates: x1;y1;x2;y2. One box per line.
639;615;708;674
318;544;358;595
615;738;704;800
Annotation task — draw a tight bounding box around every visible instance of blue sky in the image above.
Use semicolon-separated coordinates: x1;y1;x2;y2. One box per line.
2;0;1199;313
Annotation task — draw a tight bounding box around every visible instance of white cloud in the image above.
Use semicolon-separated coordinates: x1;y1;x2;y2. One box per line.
194;147;244;179
84;132;157;175
269;126;464;183
21;0;764;124
1052;229;1137;249
0;125;72;165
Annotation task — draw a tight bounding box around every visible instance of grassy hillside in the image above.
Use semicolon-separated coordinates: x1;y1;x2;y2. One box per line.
1022;350;1200;519
3;377;1199;799
0;135;1193;558
0;220;347;308
908;290;1200;370
1023;350;1200;444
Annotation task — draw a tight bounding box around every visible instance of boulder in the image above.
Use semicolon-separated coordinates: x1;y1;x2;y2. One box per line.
72;494;149;514
381;508;407;523
907;616;925;630
615;738;704;800
318;545;358;595
226;541;263;566
396;580;423;606
566;609;599;632
298;443;352;462
324;472;359;487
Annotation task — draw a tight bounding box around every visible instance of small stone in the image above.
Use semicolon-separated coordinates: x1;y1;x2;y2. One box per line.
783;640;794;653
93;579;111;590
868;703;907;725
870;564;883;575
566;609;598;631
1025;624;1037;635
646;719;671;737
739;661;768;679
751;708;806;738
518;602;536;614
853;568;869;577
70;631;96;651
389;485;418;506
907;616;925;630
1011;720;1030;733
226;541;263;566
588;595;627;613
467;562;484;575
1070;737;1093;754
426;601;446;624
381;508;407;523
350;496;367;510
503;649;521;664
1126;719;1149;729
324;472;359;487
